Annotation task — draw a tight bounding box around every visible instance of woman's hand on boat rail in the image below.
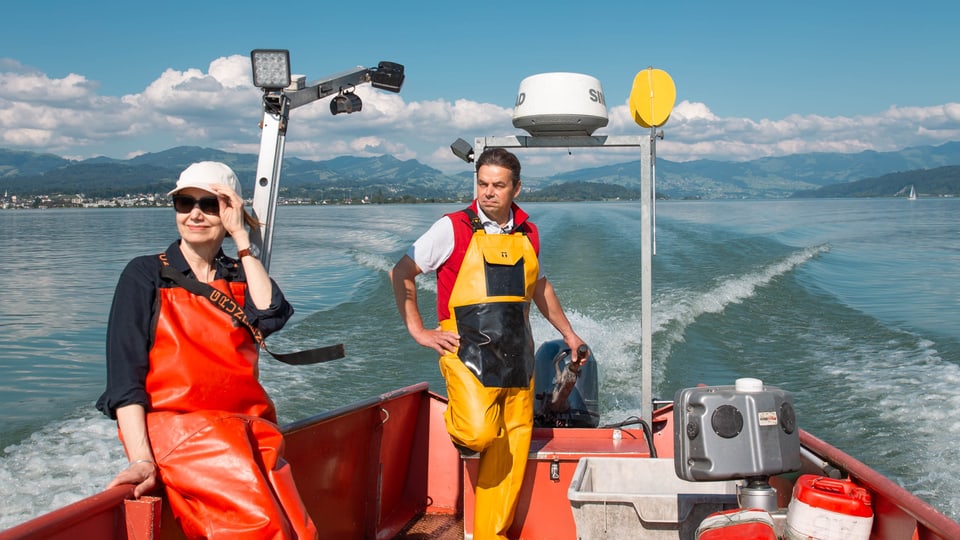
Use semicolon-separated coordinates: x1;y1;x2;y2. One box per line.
106;459;158;498
109;404;158;498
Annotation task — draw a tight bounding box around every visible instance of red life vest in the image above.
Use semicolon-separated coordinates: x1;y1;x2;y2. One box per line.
436;203;541;388
435;201;540;322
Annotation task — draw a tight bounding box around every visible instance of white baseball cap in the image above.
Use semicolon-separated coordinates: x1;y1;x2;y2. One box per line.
167;161;242;198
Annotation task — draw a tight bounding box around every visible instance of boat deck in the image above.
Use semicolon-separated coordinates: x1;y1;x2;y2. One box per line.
389;424;660;540
394;513;464;540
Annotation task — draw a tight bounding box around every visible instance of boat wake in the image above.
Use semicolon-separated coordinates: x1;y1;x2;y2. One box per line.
565;244;831;416
800;333;960;520
0;411;123;530
350;249;396;275
531;238;960;522
654;244;831;360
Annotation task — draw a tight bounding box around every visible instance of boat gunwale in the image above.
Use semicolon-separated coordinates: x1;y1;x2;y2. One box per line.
800;429;960;539
0;485;141;540
281;380;436;435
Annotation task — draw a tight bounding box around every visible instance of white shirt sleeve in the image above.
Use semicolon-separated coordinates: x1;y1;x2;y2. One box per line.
406;216;455;274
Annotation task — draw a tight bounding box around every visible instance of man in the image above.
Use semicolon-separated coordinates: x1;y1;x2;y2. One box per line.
389;148;587;539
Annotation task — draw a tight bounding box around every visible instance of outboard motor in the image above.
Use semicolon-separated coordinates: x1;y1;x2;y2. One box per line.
533;339;599;428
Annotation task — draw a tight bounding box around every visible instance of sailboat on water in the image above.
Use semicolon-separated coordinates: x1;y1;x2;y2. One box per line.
908;184;918;200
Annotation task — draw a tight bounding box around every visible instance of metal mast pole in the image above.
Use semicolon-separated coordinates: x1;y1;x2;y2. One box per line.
640;130;654;427
251;95;289;271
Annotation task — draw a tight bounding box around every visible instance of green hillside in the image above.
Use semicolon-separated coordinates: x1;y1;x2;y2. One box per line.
2;141;960;201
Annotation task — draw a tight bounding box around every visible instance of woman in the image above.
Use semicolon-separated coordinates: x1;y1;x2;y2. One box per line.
96;161;317;539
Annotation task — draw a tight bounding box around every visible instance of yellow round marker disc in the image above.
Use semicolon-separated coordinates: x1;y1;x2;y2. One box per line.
629;68;676;128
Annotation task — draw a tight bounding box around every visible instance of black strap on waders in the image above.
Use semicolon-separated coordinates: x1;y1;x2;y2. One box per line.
159;264;345;365
462;208;484;232
462;207;527;234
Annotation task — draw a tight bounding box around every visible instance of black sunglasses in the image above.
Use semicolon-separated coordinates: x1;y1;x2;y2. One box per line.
172;195;220;216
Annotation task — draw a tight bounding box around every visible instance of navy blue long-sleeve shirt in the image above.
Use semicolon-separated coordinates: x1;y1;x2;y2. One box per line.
95;241;294;419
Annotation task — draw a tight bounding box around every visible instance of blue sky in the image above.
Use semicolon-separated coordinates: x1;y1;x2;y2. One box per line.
2;1;958;177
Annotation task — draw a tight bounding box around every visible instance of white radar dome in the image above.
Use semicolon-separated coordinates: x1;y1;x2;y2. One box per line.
512;73;609;137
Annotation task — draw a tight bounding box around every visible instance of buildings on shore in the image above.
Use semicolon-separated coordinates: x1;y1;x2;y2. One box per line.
0;191;378;210
1;191;168;210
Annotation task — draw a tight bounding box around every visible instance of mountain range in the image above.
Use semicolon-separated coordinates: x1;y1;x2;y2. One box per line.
2;140;960;201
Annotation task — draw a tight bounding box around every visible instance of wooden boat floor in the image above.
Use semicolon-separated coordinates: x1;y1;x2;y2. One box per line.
393;513;464;540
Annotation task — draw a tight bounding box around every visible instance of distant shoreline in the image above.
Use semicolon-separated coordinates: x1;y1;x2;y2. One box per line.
4;193;957;212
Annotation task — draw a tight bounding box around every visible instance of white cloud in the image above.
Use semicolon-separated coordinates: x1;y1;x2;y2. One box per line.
0;60;97;103
1;55;958;175
628;99;960;164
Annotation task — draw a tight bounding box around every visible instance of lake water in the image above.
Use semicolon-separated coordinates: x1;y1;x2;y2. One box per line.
1;198;958;528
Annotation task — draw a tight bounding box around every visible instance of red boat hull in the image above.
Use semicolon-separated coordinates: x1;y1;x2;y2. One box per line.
2;383;958;540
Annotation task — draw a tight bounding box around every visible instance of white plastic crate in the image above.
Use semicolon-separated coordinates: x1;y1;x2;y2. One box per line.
567;458;739;539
